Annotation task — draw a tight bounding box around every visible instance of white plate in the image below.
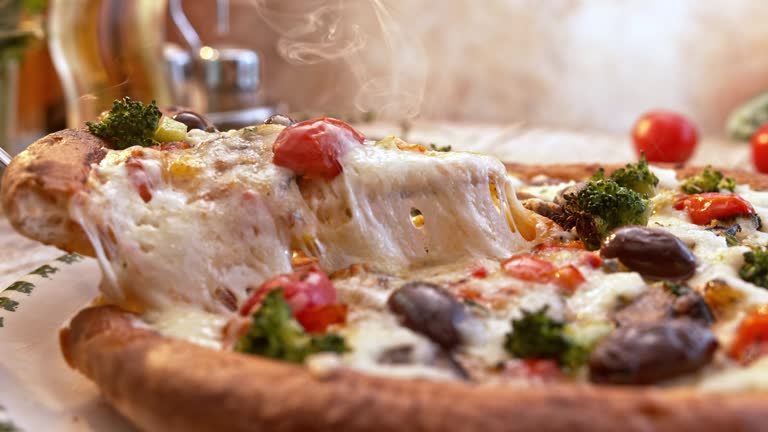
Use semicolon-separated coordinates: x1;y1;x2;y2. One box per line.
0;254;135;431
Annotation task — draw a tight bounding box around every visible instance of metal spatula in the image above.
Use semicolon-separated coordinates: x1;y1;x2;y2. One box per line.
0;147;11;168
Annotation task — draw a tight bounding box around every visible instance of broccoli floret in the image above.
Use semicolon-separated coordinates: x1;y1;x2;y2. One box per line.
503;308;588;370
592;155;659;197
739;247;768;289
86;97;162;149
561;179;651;250
235;289;348;362
680;166;736;194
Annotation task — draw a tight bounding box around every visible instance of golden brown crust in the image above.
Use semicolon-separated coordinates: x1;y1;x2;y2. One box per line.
1;128;108;255
62;306;768;432
505;162;768;190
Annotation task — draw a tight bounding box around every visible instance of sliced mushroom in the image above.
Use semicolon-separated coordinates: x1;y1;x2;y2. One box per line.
613;286;714;327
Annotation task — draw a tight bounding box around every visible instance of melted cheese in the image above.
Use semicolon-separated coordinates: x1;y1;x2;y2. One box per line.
142;307;228;350
306;144;532;272
73;127;533;314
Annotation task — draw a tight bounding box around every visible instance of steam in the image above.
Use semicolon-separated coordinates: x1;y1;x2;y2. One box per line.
251;0;427;118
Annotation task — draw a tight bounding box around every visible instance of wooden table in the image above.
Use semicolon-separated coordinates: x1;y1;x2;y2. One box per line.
0;123;753;286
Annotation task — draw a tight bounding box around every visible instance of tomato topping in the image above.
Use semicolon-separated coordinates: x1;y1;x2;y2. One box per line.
469;266;488;279
125;156;153;203
239;267;345;332
458;287;483;301
729;306;768;364
272;117;365;179
533;242;585;252
580;252;602;269
751;123;768;173
631;110;698;163
673;193;755;225
502;255;557;283
502;359;562;381
296;303;348;333
554;265;586;294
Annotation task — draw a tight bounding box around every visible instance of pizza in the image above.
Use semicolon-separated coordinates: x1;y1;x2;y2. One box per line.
3;99;768;431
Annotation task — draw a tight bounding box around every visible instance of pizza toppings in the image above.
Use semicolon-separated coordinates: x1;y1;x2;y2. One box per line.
559;179;651;250
600;226;696;281
503;308;590;371
591;155;659;198
728;306;768;364
86;97;187;149
172;111;210;131
674;193;756;225
589;319;717;385
501;255;586;293
387;281;469;350
612;284;713;327
680;166;736;194
272;117;365;179
235;289;348;362
239;267;346;333
739;246;768;289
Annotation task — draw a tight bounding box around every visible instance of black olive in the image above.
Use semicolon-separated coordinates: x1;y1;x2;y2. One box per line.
173;111;208;131
600;225;696;280
589;319;717;385
264;114;296;127
387;281;467;350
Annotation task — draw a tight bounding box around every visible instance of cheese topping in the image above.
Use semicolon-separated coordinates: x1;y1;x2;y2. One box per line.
74;126;533;315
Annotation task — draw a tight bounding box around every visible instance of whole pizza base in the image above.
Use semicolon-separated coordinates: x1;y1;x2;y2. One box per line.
62;306;768;432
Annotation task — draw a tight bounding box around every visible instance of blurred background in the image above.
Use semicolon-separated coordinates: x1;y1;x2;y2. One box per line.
3;0;768;157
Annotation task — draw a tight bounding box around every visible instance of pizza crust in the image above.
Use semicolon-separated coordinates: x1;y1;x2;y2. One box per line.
1;128;108;255
62;306;768;432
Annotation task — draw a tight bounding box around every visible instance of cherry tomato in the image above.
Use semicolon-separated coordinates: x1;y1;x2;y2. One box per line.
296;303;348;333
631;110;698;163
751;123;768;173
502;359;562;381
272;117;365;179
239;267;345;332
729;306;768;364
502;255;557;283
673;192;755;225
554;265;586;294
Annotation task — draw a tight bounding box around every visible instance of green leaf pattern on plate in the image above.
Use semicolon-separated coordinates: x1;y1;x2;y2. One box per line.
0;253;83;327
3;282;33;295
0;404;22;432
29;264;58;279
0;298;18;312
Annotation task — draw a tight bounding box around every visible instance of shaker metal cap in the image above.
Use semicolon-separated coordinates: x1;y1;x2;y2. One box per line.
199;46;260;91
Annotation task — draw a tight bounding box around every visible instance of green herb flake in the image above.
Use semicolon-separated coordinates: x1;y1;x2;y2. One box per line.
740;246;768;289
429;143;452;152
